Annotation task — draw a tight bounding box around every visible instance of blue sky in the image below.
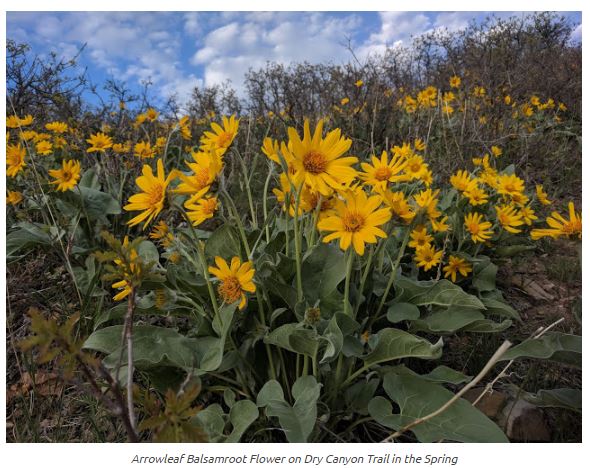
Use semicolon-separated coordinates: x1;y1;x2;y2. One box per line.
7;11;582;109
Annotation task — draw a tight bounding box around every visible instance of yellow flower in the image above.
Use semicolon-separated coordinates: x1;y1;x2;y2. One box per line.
261;137;281;164
463;185;488;206
359;150;407;190
112;279;133;301
86;132;113;153
443;255;472;282
53;136;67;149
285;119;358;196
558;102;567;112
33;132;51;143
124;159;178;229
208;256;256;310
414;138;426;152
408;226;433;250
178;116;192;140
450;169;477;193
490;146;502;157
530;96;541;107
45;121;68;133
536;184;551;205
340;97;350;106
6;115;21;128
377;190;415;224
150;220;174;248
504;95;512;105
495;204;524;234
317;190;391;255
355;79;364;87
134;141;156;159
6;190;23;205
146;108;159;121
497;174;525;200
473;86;486;97
520;205;538;225
175;150;223;196
200;115;239;157
48;159;81;192
414;244;443;271
35;140;53;155
403;154;428;180
449;75;461;88
413;188;441;220
464;212;493;243
113;142;131;154
6;143;26;177
431;215;450;233
19;130;37;142
185;195;218;226
531;202;581;240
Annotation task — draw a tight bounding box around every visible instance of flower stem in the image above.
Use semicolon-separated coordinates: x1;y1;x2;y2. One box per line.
292;186;304;302
262;164;273;243
376;226;412;315
343;248;355;316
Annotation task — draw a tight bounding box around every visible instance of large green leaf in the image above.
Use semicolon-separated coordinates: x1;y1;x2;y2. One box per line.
387;302;420;323
368;372;508;442
60;185;121;219
301;244;346;303
199;304;237;371
6;221;57;260
194;404;225;442
472;261;498;292
84;325;201;369
363;328;443;368
481;297;521;321
258;376;321;443
396;278;485;309
205;224;241;259
226;400;259;442
264;324;319;358
500;332;582;367
521;388;582;413
411;307;484;333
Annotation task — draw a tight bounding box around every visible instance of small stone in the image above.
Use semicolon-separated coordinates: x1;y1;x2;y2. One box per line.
500;399;551;442
463;388;507;419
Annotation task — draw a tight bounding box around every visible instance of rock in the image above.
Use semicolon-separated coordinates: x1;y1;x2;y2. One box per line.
499;399;551;441
463;388;507;419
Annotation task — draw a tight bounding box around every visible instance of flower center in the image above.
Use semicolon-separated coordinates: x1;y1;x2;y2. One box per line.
195;167;210;189
374;167;392;181
147;184;164;206
217;132;233;148
218;276;242;304
203;199;217;215
62;170;73;182
467;222;480;235
343;212;365;232
303;151;327;174
409;161;421;173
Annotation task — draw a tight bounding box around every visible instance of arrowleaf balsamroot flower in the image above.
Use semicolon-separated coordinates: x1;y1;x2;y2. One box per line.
7;143;26;177
208;257;256;310
49;160;81;192
531;202;582;240
6;190;23;206
464;212;494;243
86;132;113;153
124;159;178;229
134;141;156;159
185;195;218;226
317;190;391;256
408;226;433;250
443;256;472;282
359;150;407;190
35;140;53;155
450;170;477;193
536;184;552;205
175;150;223;196
378;190;415;224
45;121;68;133
286;119;358;196
200;115;239;156
495;204;524;234
414;244;443;271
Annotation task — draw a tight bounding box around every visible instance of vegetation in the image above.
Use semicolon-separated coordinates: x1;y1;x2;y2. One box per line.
6;12;581;443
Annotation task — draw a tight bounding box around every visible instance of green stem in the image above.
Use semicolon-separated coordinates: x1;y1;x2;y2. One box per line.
354;246;374;316
292;186;304;302
256;290;277;381
221;189;252;258
235;150;258;229
343;248;355;316
376;226;412;315
262;164;273;243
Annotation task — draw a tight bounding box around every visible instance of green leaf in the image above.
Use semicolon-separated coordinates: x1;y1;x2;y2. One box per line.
368;372;508;442
396;278;485;309
264;324;319;358
226;400;259;442
345;378;380;415
522;388;582;413
205;224;241;259
422;366;472;385
500;332;582;367
460;319;512;333
137;240;160;264
84;325;201;369
481;297;521;321
6;222;55;260
411;307;484;333
319;314;344;364
79;167;100;190
301;244;346;303
199;304;237;371
363;328;443;368
256;380;285;408
387;302;420;323
194;404;225;442
472;262;498;292
60;185;121;219
495;245;535;257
